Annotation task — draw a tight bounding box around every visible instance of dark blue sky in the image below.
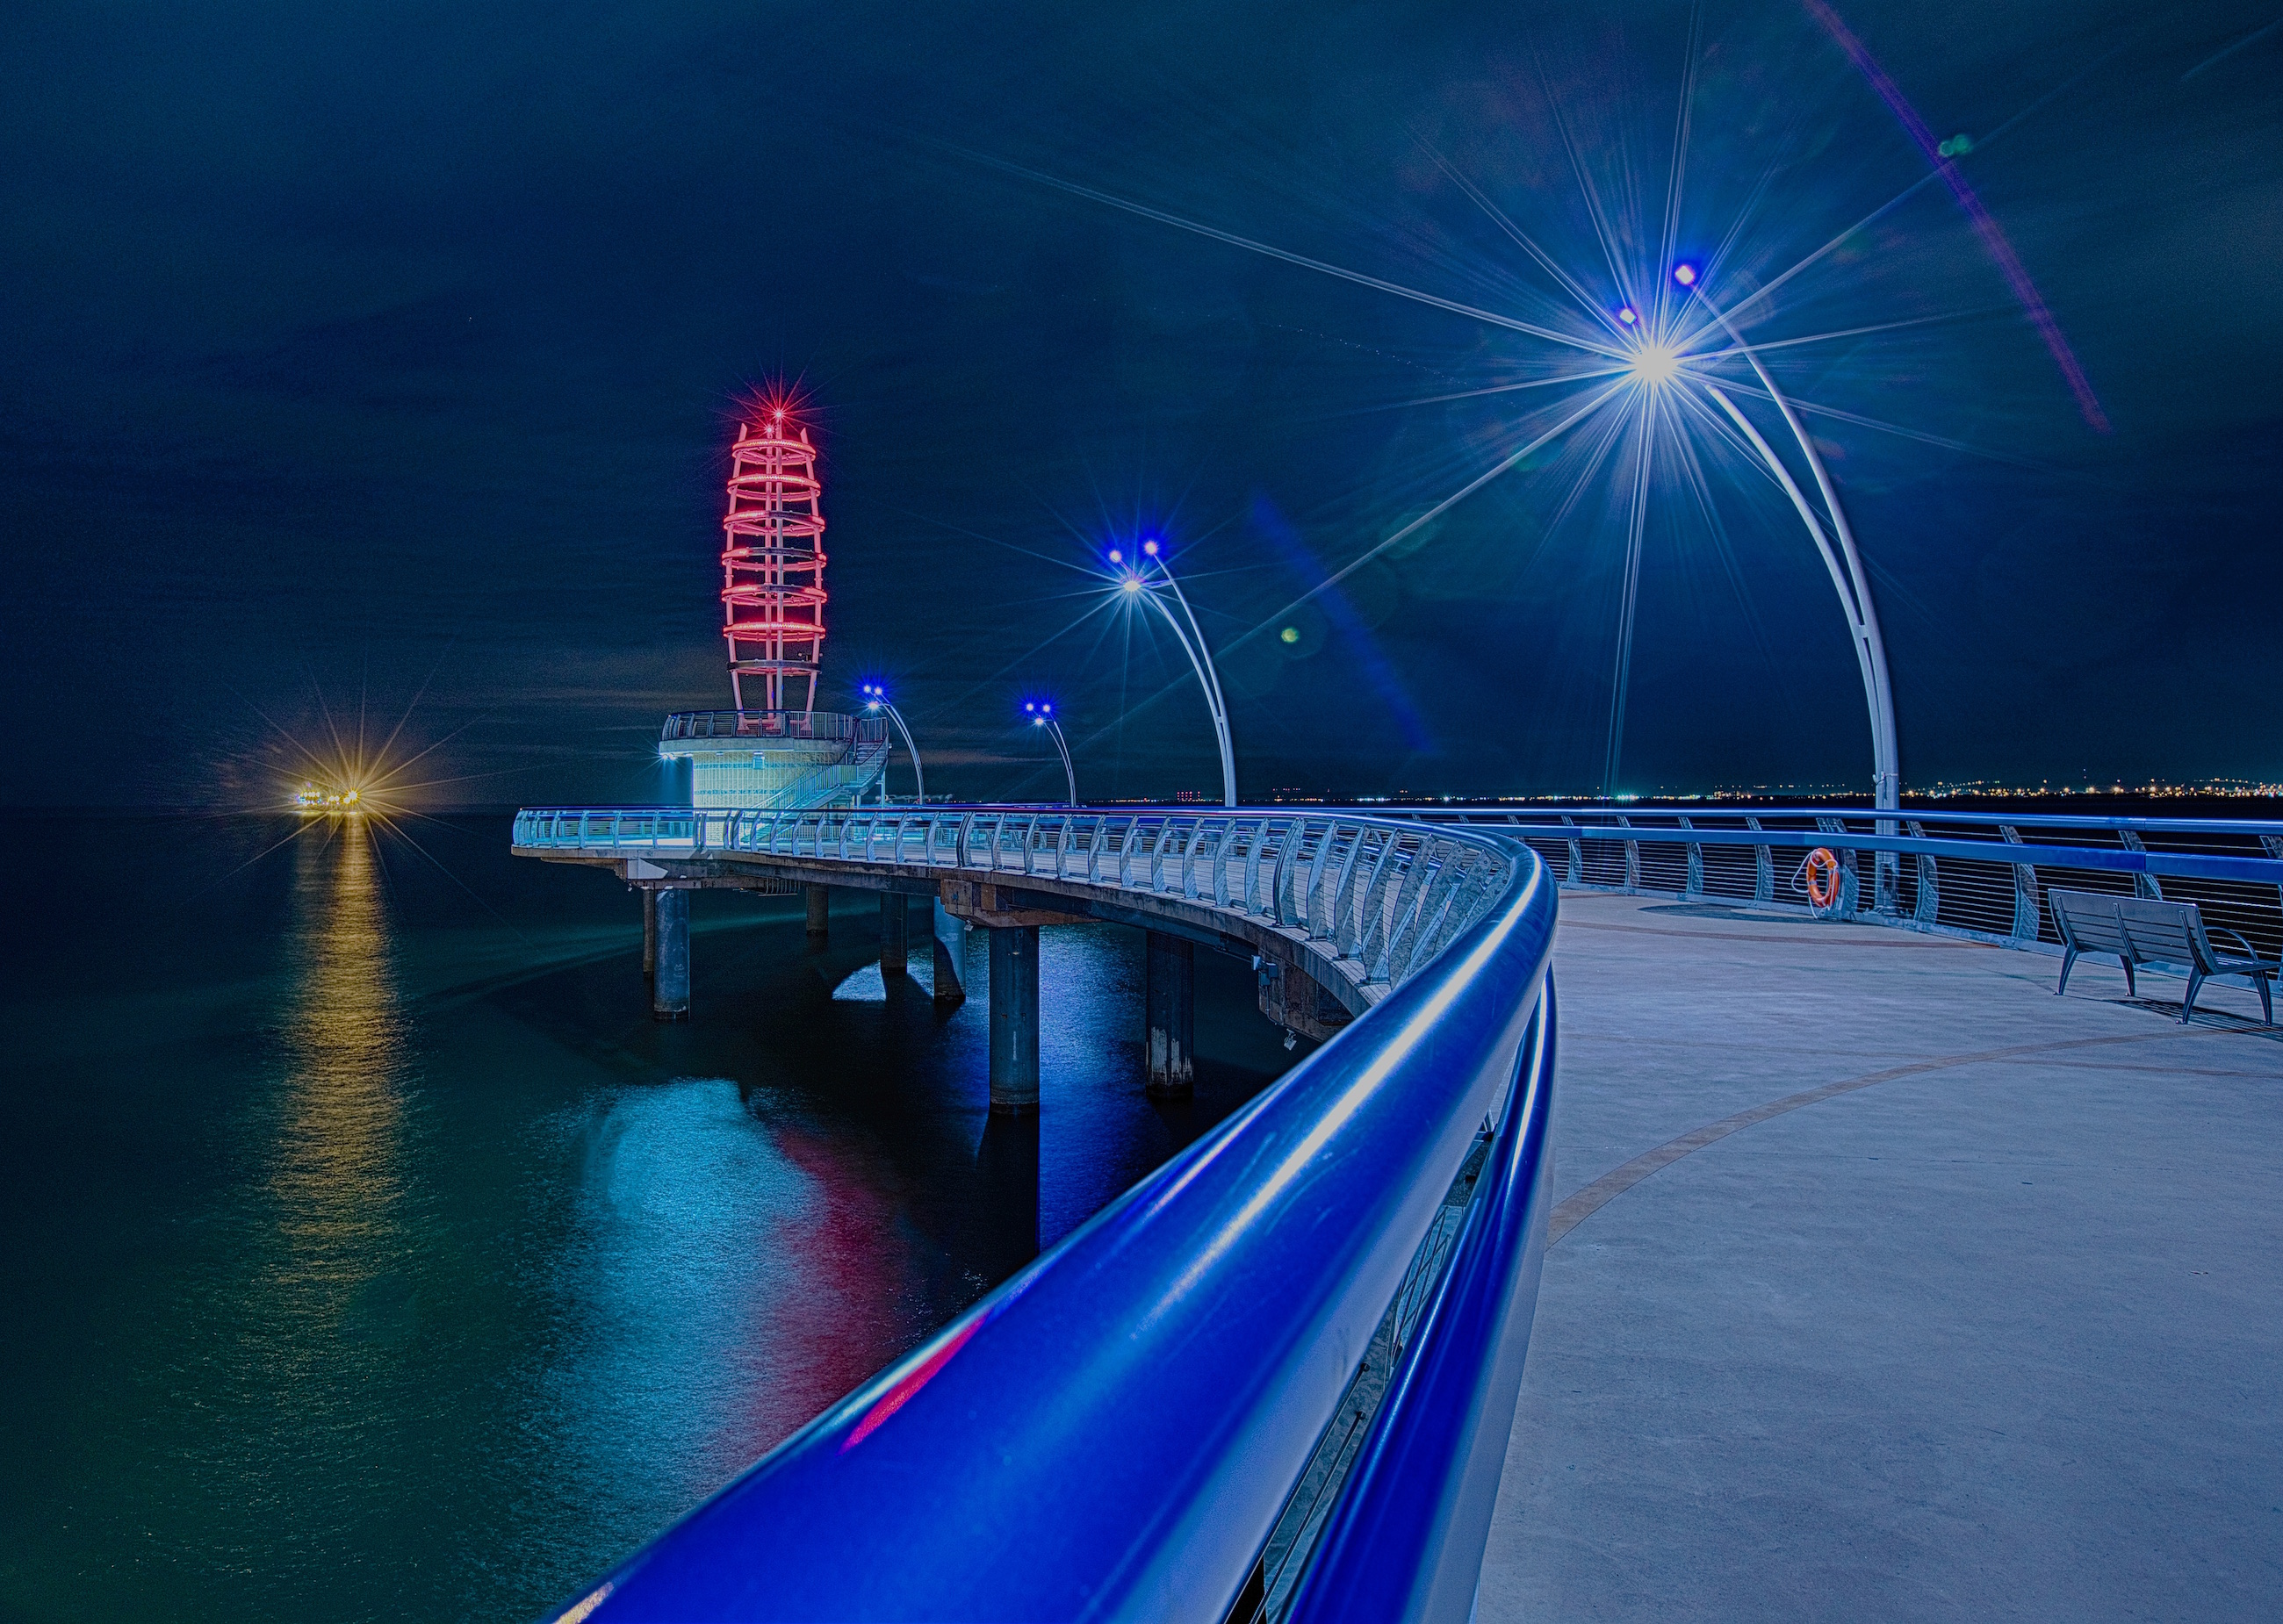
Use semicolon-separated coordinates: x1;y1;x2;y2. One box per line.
4;1;2277;807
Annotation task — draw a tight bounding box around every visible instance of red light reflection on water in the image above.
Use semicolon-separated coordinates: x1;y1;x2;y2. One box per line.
726;1123;922;1461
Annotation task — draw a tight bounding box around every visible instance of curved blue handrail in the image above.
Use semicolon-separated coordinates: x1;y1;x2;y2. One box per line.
544;839;1559;1623
1288;982;1557;1624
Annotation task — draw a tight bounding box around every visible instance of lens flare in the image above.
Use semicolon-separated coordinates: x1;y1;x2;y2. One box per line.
1631;342;1680;384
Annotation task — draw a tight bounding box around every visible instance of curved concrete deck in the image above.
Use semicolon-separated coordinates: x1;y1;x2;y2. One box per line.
1483;892;2283;1622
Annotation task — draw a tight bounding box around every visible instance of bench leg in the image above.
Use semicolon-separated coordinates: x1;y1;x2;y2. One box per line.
2180;969;2202;1024
2258;972;2273;1026
2120;956;2135;998
2056;946;2078;995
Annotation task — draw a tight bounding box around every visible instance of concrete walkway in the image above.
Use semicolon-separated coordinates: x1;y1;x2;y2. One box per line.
1480;893;2283;1623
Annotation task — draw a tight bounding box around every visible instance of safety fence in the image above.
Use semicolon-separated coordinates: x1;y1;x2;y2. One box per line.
658;708;887;743
513;806;1521;1000
1404;806;2283;960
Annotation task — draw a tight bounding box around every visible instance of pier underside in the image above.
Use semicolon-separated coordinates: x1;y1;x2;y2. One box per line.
1484;893;2283;1623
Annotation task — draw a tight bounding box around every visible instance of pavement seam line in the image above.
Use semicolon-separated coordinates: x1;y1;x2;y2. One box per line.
1546;1025;2251;1246
1561;919;1979;949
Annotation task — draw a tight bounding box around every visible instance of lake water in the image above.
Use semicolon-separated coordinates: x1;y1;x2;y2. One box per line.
0;811;1295;1622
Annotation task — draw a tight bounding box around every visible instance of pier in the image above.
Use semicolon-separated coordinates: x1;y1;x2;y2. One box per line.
1488;891;2281;1620
515;801;2283;1621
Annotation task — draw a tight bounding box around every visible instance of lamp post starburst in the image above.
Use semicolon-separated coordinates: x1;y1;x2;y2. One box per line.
1546;262;1901;919
1587;261;1903;819
861;683;924;806
1677;270;1899;815
1110;538;1237;808
1024;701;1077;807
1010;16;2033;840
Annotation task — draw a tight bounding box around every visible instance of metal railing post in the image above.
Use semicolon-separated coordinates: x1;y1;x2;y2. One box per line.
1905;819;1940;924
2117;829;2164;900
1745;815;1774;902
1999;825;2041;941
1814;816;1859;916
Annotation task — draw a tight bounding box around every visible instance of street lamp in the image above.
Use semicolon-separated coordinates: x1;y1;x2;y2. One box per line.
1024;701;1077;808
860;683;925;806
1109;538;1237;808
1672;264;1898;815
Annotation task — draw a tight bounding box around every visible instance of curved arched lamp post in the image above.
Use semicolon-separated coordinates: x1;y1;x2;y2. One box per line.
1024;701;1077;808
1671;264;1899;815
1626;261;1899;910
860;683;925;807
1113;540;1237;808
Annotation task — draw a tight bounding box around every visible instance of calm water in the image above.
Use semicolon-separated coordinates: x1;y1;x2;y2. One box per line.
0;812;1294;1622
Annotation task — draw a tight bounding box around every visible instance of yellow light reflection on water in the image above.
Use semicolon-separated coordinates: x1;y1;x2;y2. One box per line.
271;820;410;1340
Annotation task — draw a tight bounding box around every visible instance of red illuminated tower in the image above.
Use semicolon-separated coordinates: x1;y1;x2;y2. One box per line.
722;408;825;712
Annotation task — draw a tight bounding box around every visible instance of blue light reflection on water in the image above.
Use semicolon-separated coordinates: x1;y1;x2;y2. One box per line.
0;813;1294;1622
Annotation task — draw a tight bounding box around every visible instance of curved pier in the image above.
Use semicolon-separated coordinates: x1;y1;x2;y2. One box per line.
511;803;2283;1622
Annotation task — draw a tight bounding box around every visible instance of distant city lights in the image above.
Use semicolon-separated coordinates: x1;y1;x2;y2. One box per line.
1238;778;2283;806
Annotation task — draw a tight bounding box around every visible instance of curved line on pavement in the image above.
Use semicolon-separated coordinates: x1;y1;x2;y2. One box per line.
1548;1025;2249;1245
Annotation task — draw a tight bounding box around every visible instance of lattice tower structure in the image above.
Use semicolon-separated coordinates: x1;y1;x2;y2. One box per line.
721;413;826;711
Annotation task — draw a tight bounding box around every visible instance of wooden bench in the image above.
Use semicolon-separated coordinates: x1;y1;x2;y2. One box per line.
2046;888;2274;1024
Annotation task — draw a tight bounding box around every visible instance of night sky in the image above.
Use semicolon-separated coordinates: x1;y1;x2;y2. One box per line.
4;1;2277;808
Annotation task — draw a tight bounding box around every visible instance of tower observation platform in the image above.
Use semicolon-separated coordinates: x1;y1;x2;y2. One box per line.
657;405;892;811
659;708;889;809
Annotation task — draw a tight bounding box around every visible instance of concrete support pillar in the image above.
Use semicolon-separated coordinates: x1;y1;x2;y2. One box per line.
805;884;830;943
652;888;690;1021
881;892;909;977
989;925;1040;1114
932;899;969;1005
972;1113;1040;1273
641;887;659;981
1145;931;1195;1098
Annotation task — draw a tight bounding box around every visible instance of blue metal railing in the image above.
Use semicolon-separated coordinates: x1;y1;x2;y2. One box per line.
513;807;1520;1001
530;820;1557;1623
1393;804;2283;954
1285;983;1555;1624
515;800;2283;1620
513;801;2283;957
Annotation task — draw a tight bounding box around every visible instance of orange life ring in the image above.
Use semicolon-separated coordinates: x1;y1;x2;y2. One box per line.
1804;847;1841;909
